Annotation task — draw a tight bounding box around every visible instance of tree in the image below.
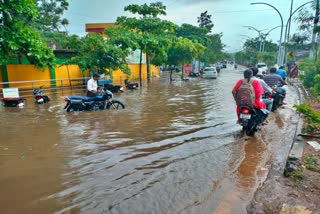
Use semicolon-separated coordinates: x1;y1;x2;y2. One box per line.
243;37;278;52
176;23;208;44
201;34;224;64
0;0;55;67
68;34;130;76
167;37;205;81
197;11;214;33
117;2;176;83
294;2;320;58
34;0;69;32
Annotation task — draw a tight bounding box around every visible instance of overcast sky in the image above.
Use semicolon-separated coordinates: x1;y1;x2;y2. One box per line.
63;0;311;52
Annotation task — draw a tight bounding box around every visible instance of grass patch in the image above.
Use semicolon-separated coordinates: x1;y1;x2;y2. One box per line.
304;155;320;173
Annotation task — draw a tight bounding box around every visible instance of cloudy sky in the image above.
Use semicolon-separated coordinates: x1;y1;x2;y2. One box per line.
63;0;311;52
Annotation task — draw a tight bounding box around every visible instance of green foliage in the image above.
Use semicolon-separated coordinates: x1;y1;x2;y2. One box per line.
201;34;224;63
243;37;278;52
304;155;320;173
299;58;320;95
197;11;214;33
288;166;304;182
294;104;320;132
124;2;166;17
167;37;205;66
68;34;130;76
256;52;277;66
34;0;69;32
118;2;178;79
176;23;208;44
0;0;55;67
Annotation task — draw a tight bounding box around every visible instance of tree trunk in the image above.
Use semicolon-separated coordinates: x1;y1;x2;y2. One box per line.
170;69;173;82
139;49;142;87
181;64;184;80
147;54;151;82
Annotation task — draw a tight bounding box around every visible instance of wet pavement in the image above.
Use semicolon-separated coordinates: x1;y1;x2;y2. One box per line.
0;66;299;214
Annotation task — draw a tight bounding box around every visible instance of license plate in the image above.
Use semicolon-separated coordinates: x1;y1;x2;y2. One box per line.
240;114;251;119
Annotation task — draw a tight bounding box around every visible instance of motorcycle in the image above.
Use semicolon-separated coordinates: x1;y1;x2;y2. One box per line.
271;86;286;111
188;71;200;77
64;89;125;112
124;79;139;89
103;83;124;93
238;106;268;136
33;86;50;104
2;97;25;107
263;86;286;112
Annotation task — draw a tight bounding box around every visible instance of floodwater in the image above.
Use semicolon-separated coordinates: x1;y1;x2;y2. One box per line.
0;66;297;214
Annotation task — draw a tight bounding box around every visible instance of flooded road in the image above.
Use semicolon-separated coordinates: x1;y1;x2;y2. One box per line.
0;66;299;214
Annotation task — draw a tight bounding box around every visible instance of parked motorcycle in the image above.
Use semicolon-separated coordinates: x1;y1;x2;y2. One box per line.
33;86;50;104
124;79;139;89
2;97;25;107
238;106;268;136
103;83;124;93
64;89;125;112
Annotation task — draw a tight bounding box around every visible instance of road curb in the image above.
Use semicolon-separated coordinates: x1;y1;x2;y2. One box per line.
284;80;305;176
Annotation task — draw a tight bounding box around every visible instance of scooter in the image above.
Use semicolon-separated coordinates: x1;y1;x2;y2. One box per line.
33;86;50;104
64;89;125;112
124;79;139;89
238;106;268;136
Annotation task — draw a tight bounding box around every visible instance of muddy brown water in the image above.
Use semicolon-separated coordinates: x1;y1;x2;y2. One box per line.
0;67;298;214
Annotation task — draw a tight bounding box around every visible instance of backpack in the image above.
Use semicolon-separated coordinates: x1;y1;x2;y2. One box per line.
234;79;255;107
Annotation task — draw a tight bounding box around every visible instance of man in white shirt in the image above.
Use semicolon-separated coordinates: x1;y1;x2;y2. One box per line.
87;72;100;97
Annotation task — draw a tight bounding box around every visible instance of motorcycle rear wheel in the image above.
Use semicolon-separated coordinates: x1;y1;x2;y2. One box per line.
245;118;256;136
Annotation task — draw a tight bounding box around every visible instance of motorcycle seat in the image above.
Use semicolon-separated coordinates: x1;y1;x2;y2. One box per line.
68;95;105;102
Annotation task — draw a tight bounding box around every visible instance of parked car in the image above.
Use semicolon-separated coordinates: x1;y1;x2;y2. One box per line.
202;67;218;79
256;62;268;75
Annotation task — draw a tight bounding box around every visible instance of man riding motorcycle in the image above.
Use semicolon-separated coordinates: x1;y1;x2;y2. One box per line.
232;69;268;128
251;68;274;112
263;67;287;96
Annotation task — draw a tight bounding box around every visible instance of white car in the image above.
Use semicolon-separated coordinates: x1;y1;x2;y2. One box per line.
256;63;268;75
202;67;218;79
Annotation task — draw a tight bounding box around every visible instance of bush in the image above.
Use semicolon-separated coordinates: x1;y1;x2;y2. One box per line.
299;58;320;95
294;104;320;133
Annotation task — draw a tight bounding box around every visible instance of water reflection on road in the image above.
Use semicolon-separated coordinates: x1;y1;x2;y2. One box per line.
0;67;269;213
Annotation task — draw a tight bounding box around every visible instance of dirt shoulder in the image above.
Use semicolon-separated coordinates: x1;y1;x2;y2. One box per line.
247;82;320;214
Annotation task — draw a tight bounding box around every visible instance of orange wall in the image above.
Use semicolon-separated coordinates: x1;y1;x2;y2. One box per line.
112;64;160;84
55;65;84;86
6;65;51;89
0;64;160;88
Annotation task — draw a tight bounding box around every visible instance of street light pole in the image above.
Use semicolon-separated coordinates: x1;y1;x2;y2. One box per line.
243;25;266;52
261;25;282;52
251;2;284;65
283;1;313;64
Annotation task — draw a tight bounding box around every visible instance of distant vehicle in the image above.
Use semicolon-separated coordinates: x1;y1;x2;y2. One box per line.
222;63;227;68
256;62;268;75
202;67;218;79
